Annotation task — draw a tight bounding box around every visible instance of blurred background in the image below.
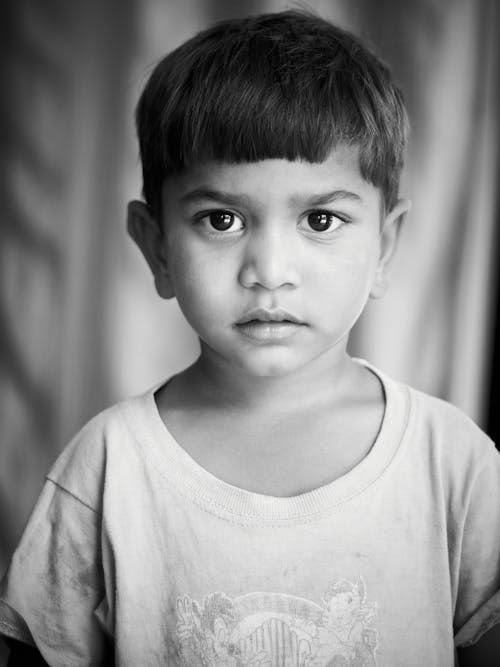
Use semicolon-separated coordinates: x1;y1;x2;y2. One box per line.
0;0;498;577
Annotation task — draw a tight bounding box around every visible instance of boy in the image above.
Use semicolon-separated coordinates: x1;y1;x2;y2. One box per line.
1;10;499;666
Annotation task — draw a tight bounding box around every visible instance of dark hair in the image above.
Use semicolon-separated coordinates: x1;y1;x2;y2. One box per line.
136;10;409;215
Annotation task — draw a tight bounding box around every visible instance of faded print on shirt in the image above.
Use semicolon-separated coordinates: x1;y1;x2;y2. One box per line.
175;576;378;666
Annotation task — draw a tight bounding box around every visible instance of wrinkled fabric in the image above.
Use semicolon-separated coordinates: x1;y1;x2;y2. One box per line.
0;362;499;666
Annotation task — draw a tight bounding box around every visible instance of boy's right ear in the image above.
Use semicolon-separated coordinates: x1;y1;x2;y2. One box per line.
127;200;175;299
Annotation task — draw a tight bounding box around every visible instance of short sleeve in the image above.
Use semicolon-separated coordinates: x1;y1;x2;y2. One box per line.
454;442;500;647
0;479;107;666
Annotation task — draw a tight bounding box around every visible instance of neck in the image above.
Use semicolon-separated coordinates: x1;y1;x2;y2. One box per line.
178;343;358;414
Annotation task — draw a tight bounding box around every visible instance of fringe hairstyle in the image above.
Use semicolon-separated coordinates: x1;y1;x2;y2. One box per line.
136;11;409;215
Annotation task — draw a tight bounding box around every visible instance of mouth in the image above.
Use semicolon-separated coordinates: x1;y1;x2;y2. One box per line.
234;308;306;342
236;308;304;325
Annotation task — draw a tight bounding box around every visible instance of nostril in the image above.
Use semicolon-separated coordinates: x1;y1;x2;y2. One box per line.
238;258;301;291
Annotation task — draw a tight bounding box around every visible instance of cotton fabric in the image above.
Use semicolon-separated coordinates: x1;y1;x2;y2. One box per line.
1;362;499;666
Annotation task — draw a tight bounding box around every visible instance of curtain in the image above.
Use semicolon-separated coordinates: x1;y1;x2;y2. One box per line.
348;0;499;427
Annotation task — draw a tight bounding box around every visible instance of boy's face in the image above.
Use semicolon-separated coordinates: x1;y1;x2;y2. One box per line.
129;147;408;378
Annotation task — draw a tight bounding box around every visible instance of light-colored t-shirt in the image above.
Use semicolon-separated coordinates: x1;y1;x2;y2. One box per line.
1;362;499;666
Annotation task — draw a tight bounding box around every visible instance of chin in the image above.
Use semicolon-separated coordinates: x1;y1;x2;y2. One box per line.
237;352;306;378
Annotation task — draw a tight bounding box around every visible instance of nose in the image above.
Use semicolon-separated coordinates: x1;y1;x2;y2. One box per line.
238;226;301;291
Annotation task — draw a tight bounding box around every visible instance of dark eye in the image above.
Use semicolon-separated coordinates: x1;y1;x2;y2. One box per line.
306;211;342;232
209;211;234;230
199;211;244;232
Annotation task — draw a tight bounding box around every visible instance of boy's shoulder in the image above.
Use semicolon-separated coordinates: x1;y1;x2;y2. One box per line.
384;368;497;475
57;387;151;455
407;380;492;444
48;385;158;511
360;358;495;477
367;365;499;525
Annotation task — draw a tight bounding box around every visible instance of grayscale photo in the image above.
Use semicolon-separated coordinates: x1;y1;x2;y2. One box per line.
0;0;499;665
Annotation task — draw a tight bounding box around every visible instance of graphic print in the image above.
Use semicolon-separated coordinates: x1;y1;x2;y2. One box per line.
175;576;378;666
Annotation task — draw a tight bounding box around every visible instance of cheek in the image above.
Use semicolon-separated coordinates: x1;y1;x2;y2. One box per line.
168;245;232;326
312;246;378;307
168;239;203;293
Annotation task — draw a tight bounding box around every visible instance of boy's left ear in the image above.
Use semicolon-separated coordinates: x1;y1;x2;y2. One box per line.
370;198;411;299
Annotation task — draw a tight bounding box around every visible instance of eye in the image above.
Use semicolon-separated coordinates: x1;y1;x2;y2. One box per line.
198;210;244;233
302;210;347;233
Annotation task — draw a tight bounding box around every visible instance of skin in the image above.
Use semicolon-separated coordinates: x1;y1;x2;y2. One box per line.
133;148;406;384
128;147;410;495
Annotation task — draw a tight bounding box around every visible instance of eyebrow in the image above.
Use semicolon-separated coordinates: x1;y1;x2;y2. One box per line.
180;188;251;207
301;189;363;207
180;187;363;207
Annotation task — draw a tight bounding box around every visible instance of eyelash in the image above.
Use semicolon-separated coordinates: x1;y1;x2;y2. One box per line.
302;210;350;234
196;210;245;234
195;209;350;236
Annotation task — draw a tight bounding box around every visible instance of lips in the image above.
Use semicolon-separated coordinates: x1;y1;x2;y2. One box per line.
236;308;304;325
234;308;305;342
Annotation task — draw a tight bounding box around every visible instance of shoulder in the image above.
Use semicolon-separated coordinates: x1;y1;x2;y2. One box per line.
374;372;500;546
362;355;497;489
47;386;160;512
362;358;495;465
385;374;499;504
405;383;495;460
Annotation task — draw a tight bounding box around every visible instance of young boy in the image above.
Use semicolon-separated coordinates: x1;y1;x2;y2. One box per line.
1;10;499;667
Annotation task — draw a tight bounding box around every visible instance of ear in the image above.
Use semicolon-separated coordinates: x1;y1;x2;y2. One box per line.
370;198;411;299
127;200;175;299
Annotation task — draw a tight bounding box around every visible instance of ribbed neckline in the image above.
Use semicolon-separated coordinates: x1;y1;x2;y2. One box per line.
122;359;411;523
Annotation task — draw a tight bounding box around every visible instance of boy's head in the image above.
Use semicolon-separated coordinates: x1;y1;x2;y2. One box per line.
128;11;411;379
135;10;409;218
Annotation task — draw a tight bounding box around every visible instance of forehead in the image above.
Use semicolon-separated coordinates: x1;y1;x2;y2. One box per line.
162;146;381;211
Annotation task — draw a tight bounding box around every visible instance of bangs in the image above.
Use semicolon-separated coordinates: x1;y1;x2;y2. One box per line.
172;69;363;167
137;12;408;213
